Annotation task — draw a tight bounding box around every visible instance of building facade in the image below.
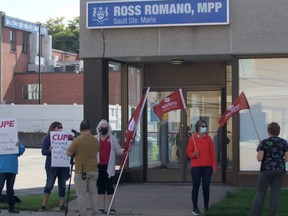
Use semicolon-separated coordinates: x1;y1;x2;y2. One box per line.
0;12;85;105
79;0;288;186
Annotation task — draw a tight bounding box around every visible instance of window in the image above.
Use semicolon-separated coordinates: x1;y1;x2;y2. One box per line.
127;65;142;168
22;84;41;100
239;58;288;171
10;30;16;51
22;33;27;53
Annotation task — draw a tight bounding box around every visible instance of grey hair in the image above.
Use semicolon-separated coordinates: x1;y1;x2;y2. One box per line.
96;119;112;136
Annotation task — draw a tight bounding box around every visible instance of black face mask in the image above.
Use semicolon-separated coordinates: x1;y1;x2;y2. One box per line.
100;127;109;135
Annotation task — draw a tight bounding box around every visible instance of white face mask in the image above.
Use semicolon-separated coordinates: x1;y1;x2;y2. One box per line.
199;127;207;134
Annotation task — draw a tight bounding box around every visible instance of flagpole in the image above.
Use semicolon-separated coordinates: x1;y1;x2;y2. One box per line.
248;110;261;143
107;151;129;215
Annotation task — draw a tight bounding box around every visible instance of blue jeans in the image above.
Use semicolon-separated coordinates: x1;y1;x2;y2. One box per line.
44;167;69;198
0;173;16;209
191;166;213;210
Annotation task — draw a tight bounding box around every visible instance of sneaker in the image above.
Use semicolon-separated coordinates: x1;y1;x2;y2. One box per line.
59;205;66;211
38;206;46;212
8;208;20;213
192;208;202;215
98;209;106;214
109;209;116;215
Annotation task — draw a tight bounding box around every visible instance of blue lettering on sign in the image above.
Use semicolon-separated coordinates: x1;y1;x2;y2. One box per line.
87;0;229;29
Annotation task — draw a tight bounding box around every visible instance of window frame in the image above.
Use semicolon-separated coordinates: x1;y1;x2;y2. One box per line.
10;30;16;52
22;32;27;53
22;84;41;100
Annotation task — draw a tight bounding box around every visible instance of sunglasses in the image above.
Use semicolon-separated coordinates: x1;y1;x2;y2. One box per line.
57;126;63;129
201;125;207;128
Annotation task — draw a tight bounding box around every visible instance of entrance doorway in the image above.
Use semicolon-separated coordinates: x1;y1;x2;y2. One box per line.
146;90;223;182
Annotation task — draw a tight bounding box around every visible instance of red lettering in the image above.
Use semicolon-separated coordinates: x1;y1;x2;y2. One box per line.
52;134;70;140
0;120;15;128
63;134;69;140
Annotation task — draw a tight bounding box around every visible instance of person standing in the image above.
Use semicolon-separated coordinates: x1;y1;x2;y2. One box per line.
95;119;124;214
186;119;217;216
251;122;288;216
0;142;25;213
67;120;100;216
39;121;70;211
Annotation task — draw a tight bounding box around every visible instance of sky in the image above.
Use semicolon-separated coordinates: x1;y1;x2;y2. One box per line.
0;0;79;24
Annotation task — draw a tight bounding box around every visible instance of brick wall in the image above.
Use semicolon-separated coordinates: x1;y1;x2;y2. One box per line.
2;27;31;103
14;72;84;104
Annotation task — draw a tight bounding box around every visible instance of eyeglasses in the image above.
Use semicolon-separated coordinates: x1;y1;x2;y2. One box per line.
57;126;63;129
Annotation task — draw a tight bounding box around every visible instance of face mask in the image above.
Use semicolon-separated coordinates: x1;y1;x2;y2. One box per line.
100;127;109;135
199;127;207;134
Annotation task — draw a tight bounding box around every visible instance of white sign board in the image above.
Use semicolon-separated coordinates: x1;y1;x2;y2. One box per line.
50;131;73;167
0;118;19;155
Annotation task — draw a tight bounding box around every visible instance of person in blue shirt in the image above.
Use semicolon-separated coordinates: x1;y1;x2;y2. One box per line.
0;142;25;213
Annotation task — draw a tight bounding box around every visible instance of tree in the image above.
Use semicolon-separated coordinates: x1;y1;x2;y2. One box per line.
44;17;79;54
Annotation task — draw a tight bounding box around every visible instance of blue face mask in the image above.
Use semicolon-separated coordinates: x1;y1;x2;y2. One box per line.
199;127;207;134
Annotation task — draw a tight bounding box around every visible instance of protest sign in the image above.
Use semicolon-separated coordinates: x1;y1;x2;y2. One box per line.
50;131;73;167
0;118;19;155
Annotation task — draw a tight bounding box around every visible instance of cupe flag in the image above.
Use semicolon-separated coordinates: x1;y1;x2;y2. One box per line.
153;89;186;120
218;92;250;126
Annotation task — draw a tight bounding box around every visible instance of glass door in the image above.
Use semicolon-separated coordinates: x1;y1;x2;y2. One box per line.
146;91;183;182
146;90;222;182
185;90;222;182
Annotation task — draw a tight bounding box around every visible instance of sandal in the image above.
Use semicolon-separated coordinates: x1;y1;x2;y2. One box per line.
110;209;116;215
38;206;46;211
98;209;106;214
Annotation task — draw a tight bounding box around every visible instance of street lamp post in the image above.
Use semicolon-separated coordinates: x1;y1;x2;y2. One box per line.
36;22;41;104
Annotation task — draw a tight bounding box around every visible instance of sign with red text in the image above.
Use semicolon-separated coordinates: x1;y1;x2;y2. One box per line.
0;118;19;155
50;131;73;167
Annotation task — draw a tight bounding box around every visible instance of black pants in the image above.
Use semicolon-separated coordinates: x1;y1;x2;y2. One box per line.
97;165;114;195
0;173;16;210
190;166;212;210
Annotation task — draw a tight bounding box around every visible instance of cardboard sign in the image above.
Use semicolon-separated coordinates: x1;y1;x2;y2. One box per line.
0;118;19;155
50;131;73;167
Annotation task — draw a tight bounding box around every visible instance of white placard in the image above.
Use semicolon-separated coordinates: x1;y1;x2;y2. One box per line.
0;118;19;155
50;131;73;167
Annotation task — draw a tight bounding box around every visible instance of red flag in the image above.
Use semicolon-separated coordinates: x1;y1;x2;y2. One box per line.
123;87;150;150
218;91;250;126
120;87;150;170
153;89;186;120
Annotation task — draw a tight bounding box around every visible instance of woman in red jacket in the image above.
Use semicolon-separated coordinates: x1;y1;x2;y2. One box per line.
186;119;217;216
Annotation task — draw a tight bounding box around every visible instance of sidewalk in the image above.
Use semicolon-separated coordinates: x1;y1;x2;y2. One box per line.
0;149;235;215
1;183;235;216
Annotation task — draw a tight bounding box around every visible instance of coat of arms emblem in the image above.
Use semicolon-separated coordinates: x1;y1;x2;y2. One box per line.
93;7;109;23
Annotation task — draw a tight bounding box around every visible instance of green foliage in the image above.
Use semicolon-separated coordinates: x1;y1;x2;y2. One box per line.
44;17;79;54
205;187;288;216
0;189;76;211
